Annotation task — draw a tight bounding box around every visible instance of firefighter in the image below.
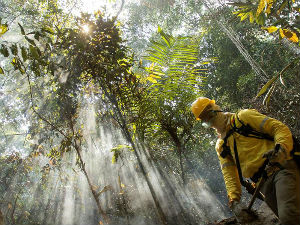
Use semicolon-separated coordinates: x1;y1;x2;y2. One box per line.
191;97;300;225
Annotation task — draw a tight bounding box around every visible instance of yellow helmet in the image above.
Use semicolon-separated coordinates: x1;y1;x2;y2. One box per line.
191;97;215;120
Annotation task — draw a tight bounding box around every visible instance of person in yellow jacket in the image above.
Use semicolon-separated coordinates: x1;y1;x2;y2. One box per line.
191;97;300;225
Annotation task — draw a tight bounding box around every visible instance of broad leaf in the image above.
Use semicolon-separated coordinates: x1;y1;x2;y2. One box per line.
25;36;36;46
256;0;266;16
18;23;25;35
34;32;40;41
279;28;298;42
262;26;278;33
0;44;9;57
256;73;279;98
29;45;40;59
21;46;28;61
10;44;18;56
263;83;276;107
0;23;8;37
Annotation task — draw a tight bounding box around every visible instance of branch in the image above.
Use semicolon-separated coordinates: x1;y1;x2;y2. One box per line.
0;133;29;137
114;0;125;20
10;189;21;225
23;62;68;139
68;116;110;224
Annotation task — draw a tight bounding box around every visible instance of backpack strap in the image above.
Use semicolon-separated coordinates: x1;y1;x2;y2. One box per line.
220;111;274;159
220;129;234;158
232;138;245;186
232;113;273;141
233;136;266;199
219;112;272;182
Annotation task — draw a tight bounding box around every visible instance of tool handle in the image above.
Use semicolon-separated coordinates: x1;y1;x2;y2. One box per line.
247;145;280;211
247;176;266;211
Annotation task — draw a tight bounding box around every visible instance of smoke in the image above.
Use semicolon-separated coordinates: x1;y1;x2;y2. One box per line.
0;100;228;225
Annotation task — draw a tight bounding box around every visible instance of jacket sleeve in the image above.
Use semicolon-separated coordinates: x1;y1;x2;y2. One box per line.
238;109;293;153
215;139;242;202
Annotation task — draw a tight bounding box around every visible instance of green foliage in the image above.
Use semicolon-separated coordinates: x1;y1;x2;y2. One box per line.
229;0;300;44
256;57;300;106
117;28;210;171
0;21;8;37
144;26;206;100
111;145;133;163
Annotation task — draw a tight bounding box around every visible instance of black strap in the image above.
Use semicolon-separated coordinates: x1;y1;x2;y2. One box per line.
251;159;268;183
233;138;245;186
233;113;273;141
219;112;274;183
233;137;267;200
220;129;234;158
220;113;274;158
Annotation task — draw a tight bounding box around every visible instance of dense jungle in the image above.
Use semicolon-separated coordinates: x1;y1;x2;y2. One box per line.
0;0;299;224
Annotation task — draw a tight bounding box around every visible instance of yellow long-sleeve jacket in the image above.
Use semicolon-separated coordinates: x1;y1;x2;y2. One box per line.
215;109;293;202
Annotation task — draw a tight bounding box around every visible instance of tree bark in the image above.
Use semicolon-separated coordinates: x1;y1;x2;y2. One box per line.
69;117;110;224
103;90;168;225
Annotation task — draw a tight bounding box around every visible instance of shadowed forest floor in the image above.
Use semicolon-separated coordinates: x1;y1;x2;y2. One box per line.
208;202;279;225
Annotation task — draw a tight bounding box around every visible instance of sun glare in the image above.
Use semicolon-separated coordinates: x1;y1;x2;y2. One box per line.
82;24;90;33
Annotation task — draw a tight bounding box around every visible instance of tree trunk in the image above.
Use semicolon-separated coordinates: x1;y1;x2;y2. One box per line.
104;90;168;225
69;117;110;224
162;123;186;184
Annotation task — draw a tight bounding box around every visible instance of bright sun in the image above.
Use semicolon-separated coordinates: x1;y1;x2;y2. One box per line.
82;24;90;33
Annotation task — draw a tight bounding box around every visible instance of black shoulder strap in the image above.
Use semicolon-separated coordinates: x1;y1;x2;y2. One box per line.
220;129;234;158
233;113;273;141
220;112;274;159
232;138;245;186
220;112;272;183
233;137;270;188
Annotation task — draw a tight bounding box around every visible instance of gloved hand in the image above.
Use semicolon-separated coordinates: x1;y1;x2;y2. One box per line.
229;200;257;224
263;144;287;165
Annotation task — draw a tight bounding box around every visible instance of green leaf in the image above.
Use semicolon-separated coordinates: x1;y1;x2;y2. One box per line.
111;153;117;164
11;57;25;74
255;13;265;26
34;32;40;41
29;45;40;59
18;23;25;35
110;144;133;164
25;36;36;46
157;26;172;48
21;46;28;61
0;44;9;57
10;44;18;55
41;27;54;35
256;74;279;98
263;83;276;107
240;12;249;21
11;57;17;66
0;67;4;74
0;23;8;37
277;0;288;14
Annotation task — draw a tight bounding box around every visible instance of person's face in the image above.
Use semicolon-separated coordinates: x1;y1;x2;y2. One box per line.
199;105;217;123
